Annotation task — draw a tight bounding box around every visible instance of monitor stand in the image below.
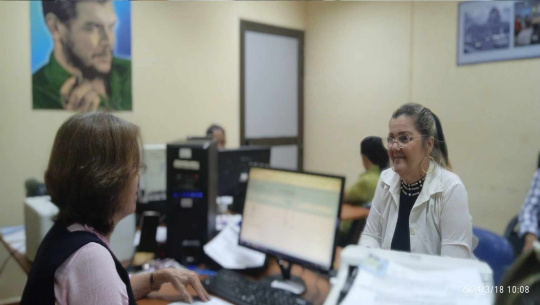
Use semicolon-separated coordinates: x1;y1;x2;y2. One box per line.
265;259;306;295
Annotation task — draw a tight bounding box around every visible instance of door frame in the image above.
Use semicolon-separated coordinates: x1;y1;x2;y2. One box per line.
240;20;305;170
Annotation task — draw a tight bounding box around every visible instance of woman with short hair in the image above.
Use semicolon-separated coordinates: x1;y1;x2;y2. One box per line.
21;112;210;305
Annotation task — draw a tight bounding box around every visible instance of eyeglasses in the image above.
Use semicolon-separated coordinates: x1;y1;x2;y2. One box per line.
385;135;422;148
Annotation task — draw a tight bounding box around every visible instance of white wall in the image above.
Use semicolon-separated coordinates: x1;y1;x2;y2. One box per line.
0;1;306;300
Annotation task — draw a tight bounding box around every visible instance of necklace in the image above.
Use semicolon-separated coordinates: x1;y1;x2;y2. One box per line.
401;177;425;197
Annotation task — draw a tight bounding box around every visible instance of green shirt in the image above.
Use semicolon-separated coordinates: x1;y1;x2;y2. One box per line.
340;165;381;234
32;54;132;111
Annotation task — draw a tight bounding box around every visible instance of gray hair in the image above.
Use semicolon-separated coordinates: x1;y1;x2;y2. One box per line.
391;103;451;169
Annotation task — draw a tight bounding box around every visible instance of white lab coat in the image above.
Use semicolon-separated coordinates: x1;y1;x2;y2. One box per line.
359;162;477;259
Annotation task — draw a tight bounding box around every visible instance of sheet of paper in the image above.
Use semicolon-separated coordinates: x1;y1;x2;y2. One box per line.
203;225;265;269
341;255;492;305
169;296;233;305
0;225;26;254
156;226;167;243
216;214;242;231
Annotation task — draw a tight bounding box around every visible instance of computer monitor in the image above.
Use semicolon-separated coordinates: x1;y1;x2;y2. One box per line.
239;166;344;294
187;136;214;142
139;144;166;203
218;146;271;212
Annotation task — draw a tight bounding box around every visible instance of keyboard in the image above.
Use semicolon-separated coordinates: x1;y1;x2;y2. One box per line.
203;269;313;305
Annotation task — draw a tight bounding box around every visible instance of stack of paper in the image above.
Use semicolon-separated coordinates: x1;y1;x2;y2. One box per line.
0;225;26;255
341;254;492;305
203;225;265;269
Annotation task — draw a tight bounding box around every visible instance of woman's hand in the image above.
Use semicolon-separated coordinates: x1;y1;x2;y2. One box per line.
154;268;211;303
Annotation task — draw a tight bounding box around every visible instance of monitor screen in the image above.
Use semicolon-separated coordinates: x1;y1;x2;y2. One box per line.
239;167;344;271
139;144;166;203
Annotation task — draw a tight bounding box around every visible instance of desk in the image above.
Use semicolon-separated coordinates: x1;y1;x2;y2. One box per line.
2;229;339;305
0;230;134;275
138;258;331;305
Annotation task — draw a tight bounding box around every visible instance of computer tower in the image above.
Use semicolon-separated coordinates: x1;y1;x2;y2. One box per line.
166;139;217;265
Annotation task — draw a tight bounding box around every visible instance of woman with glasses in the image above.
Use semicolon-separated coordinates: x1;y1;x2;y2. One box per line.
21;112;211;305
359;103;476;258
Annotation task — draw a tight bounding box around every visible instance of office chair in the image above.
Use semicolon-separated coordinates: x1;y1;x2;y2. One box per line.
473;227;515;285
504;215;524;260
344;202;371;246
495;242;540;305
345;219;367;246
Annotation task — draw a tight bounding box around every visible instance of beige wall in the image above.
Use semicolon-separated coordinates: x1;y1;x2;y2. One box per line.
304;1;540;234
132;1;306;147
410;2;540;233
304;1;412;181
0;1;306;299
0;1;306;227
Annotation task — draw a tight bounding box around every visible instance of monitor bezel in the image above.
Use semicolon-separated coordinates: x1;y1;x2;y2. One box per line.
217;146;272;196
186;136;214;141
238;165;345;273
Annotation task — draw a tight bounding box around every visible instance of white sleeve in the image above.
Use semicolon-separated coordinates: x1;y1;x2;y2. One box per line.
62;242;129;305
358;180;384;248
439;183;475;259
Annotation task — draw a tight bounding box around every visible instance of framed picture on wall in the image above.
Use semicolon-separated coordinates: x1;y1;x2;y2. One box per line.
31;1;132;111
457;1;540;65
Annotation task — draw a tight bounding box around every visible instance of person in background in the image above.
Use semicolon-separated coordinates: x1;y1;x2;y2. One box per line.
518;168;540;252
339;136;389;246
359;103;476;259
21;112;210;305
206;124;226;149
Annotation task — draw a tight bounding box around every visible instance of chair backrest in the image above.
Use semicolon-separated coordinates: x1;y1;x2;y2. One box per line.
503;215;524;259
496;243;540;305
346;201;371;245
346;218;366;246
473;227;515;285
